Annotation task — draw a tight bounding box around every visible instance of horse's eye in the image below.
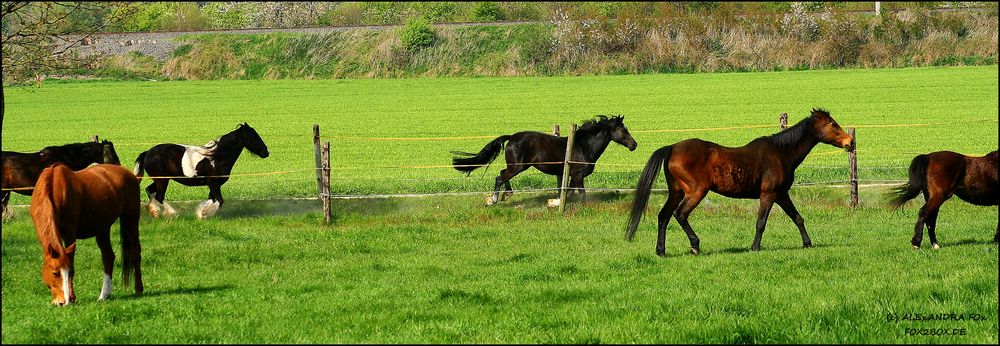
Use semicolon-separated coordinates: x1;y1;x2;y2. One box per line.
53;271;61;278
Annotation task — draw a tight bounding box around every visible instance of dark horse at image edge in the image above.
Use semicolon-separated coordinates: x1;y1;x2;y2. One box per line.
2;140;121;215
887;150;999;249
451;115;637;205
626;109;854;256
133;123;269;219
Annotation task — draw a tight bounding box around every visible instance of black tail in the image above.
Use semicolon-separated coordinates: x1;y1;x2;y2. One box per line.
626;146;672;241
120;210;139;288
451;135;511;175
888;154;929;209
133;151;147;179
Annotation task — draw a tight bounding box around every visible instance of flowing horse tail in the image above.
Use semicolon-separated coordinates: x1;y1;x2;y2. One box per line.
626;145;673;241
132;151;147;179
451;135;511;175
119;170;142;293
888;154;929;209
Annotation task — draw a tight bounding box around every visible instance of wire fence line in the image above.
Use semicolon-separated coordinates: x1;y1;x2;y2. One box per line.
5;118;992;195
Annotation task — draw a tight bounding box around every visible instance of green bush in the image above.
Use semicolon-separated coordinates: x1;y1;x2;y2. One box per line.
413;2;459;23
398;17;436;51
472;2;504;22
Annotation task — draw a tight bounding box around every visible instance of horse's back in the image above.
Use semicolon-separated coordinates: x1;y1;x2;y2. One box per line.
923;151;998;205
3;150;45;193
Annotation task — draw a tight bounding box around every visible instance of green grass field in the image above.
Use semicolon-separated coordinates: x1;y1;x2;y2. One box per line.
2;65;998;343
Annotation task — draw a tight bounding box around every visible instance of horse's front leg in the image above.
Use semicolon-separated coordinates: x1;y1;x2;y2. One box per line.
197;182;223;219
570;175;586;201
994;206;999;243
95;233;115;301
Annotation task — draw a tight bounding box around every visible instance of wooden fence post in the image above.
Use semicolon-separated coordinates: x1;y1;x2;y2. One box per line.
559;124;577;213
313;125;323;196
848;128;858;208
779;113;788;129
553;124;560;136
321;141;332;224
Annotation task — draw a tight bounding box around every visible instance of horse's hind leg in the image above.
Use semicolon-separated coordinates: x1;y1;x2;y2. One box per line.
95;232;115;300
502;180;514;201
775;193;812;248
924;196;948;250
674;189;707;255
145;180;175;217
144;182;162;217
489;165;526;205
655;190;684;257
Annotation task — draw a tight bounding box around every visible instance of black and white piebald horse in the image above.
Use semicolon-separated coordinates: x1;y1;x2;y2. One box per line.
133;123;269;219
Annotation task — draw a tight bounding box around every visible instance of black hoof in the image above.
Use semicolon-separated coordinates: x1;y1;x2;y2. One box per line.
803;242;813;248
655;249;666;257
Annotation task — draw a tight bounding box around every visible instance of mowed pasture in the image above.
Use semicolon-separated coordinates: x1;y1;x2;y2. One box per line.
2;66;998;343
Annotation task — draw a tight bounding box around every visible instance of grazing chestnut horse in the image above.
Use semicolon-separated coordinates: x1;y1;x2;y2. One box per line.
626;109;854;256
2;140;120;215
452;115;637;205
888;150;999;249
30;163;143;306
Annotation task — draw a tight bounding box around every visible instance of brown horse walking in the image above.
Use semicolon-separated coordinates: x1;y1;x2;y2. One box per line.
30;163;143;306
887;150;999;249
626;109;854;256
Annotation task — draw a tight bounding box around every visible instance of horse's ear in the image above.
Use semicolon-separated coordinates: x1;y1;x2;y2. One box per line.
65;242;76;254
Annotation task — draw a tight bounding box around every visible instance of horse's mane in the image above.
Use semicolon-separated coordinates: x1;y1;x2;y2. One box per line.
203;126;245;159
577;115;622;135
41;141;99;152
764;109;826;150
30;164;66;248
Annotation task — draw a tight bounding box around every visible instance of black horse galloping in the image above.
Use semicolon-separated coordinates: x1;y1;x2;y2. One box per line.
452;115;637;205
133;123;269;219
2;140;121;215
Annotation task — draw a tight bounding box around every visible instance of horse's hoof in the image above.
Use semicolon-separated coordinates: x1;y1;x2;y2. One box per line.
803;242;813;248
655;249;666;257
689;248;699;255
485;196;497;206
912;245;920;250
932;243;940;250
546;199;560;208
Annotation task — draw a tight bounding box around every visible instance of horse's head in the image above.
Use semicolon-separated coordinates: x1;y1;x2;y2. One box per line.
608;115;637;151
809;108;853;151
100;140;121;165
41;242;77;306
236;123;270;158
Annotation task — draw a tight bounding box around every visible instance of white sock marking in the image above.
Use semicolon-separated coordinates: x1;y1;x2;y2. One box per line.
61;268;71;305
98;274;112;300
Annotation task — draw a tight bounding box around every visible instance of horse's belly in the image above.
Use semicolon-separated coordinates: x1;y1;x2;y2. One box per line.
710;164;760;198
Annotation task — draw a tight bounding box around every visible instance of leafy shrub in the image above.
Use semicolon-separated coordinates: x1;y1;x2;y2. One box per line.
413;2;459;23
398;17;436;51
473;2;504;22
